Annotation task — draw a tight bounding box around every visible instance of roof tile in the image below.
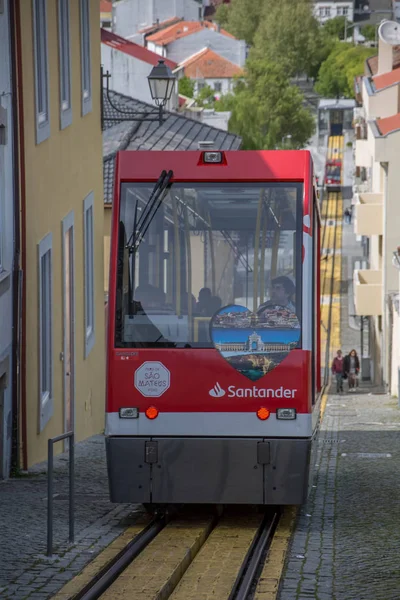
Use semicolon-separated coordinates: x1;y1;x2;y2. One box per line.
146;20;235;46
376;112;400;136
372;68;400;91
181;47;243;79
101;29;178;69
102;90;241;204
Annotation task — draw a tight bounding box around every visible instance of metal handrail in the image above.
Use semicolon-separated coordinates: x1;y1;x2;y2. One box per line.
47;431;75;556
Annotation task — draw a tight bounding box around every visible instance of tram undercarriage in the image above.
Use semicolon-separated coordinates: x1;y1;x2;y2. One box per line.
106;435;317;506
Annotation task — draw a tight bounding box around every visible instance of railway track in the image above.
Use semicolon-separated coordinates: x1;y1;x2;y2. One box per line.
67;508;280;600
320;135;344;385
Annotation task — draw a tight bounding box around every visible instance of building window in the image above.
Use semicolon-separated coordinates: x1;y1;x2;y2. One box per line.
214;82;222;92
197;82;206;92
343;7;349;15
58;0;72;129
38;232;53;431
32;0;50;144
84;192;95;357
80;0;92;115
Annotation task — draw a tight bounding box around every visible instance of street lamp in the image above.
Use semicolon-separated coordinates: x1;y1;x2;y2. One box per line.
101;59;177;130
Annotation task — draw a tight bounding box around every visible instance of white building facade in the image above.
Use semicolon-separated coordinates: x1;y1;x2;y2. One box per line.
113;0;203;42
313;1;354;23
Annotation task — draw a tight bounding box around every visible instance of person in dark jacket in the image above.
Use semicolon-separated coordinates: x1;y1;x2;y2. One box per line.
331;350;344;393
343;349;360;390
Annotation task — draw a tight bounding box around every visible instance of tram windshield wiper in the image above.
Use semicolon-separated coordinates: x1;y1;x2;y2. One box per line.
127;169;174;254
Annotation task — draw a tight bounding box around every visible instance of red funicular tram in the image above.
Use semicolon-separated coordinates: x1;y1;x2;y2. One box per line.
106;149;321;507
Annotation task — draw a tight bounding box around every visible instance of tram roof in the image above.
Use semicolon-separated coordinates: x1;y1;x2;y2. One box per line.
103;90;242;204
114;150;313;189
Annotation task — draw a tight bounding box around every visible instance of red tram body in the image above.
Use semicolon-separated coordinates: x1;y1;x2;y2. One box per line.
106;150;321;506
324;159;342;191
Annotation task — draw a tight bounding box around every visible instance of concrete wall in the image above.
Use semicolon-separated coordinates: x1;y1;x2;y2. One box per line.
196;78;233;96
0;0;14;478
167;30;247;66
363;79;400;120
101;43;179;110
20;0;105;467
114;0;201;40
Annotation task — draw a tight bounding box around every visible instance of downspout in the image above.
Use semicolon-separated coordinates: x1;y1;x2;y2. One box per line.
10;0;27;471
381;161;388;390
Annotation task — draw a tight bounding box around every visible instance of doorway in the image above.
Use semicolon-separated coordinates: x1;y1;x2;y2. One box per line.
62;212;75;448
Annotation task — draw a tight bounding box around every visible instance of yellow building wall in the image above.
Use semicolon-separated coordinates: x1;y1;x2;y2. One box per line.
20;0;105;466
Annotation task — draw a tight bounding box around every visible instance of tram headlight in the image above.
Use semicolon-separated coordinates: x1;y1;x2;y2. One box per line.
119;407;139;419
203;151;223;163
276;408;297;420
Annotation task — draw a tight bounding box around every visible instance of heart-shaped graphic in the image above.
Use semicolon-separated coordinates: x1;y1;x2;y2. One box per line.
210;304;300;381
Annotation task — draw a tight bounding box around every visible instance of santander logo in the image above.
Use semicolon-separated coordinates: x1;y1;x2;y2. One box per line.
209;382;226;397
209;383;297;399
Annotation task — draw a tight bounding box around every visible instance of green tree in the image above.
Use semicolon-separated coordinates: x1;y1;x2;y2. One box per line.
323;16;346;40
315;43;372;98
178;76;195;98
216;0;267;45
196;84;216;106
214;3;230;30
227;59;315;149
252;0;330;78
361;24;376;42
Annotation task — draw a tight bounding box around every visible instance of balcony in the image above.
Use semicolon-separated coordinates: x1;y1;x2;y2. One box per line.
353;269;382;316
354;193;383;236
355;139;371;168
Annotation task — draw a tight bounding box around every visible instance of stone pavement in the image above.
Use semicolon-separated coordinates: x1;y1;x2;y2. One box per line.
278;154;400;599
0;435;139;599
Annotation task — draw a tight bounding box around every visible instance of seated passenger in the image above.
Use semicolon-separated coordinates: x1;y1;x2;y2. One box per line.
196;287;212;316
257;276;296;315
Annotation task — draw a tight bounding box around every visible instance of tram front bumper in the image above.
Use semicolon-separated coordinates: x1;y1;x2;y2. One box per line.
106;435;315;505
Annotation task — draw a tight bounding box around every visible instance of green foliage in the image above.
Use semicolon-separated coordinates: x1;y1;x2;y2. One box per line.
213;93;237;112
251;0;330;78
361;24;376;42
315;43;372;98
216;0;267;45
178;76;195;98
214;4;230;30
323;16;346;40
196;84;216;107
227;59;315;149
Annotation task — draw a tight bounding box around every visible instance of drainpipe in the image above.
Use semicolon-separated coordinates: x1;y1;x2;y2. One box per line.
381;161;388;391
10;0;27;471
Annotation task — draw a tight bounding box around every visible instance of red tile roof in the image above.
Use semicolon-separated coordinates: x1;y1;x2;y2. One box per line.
373;68;400;91
139;17;183;35
100;0;111;13
101;29;178;69
181;47;242;79
146;21;235;46
376;112;400;136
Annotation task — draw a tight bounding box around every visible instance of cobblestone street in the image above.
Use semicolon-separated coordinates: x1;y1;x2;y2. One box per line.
278;164;400;599
0;436;138;599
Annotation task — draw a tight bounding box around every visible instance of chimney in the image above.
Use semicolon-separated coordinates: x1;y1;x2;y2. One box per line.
378;37;393;75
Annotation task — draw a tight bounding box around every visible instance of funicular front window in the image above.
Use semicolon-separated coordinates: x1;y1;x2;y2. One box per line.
115;182;303;348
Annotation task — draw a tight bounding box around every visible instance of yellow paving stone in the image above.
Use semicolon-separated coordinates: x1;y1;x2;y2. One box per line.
170;515;261;600
51;520;150;599
101;517;214;600
253;507;297;600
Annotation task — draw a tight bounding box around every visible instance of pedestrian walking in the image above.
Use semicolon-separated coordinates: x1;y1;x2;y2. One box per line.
343;349;360;391
331;350;344;393
344;208;350;224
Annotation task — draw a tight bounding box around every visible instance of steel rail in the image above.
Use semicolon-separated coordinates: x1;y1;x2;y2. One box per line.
74;515;167;600
228;509;281;600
